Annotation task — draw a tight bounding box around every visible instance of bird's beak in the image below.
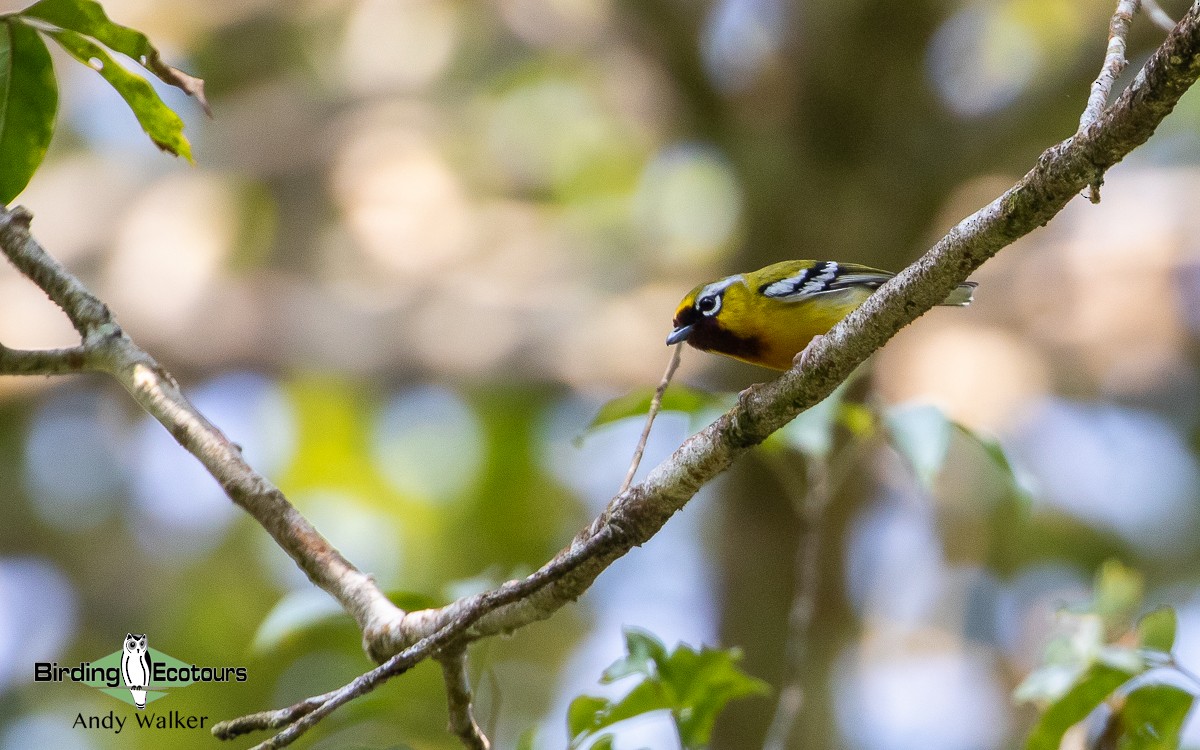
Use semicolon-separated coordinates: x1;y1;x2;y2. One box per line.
666;324;694;345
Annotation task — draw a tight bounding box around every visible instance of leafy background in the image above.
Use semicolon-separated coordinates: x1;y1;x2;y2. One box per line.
2;0;1200;748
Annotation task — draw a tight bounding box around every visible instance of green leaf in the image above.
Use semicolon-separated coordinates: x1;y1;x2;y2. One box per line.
0;19;57;202
383;589;442;613
774;386;845;458
251;590;347;653
1093;560;1143;630
574;629;768;749
251;588;438;653
585;387;732;433
1026;664;1133;750
567;684;672;747
20;0;208;112
1137;608;1177;654
1116;684;1193;750
953;424;1034;508
516;727;537;750
1014;663;1087;705
668;646;770;748
568;695;611;741
886;403;952;489
42;27;191;160
588;736;615;750
1097;645;1146;673
602;628;670;683
837;401;875;438
600;680;673;729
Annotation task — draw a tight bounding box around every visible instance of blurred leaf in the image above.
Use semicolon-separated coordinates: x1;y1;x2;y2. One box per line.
585;387;732;434
589;736;615;750
20;0;209;112
1014;663;1087;705
0;19;57;203
516;728;537;750
837;401;875;438
886;403;952;488
771;365;871;457
954;424;1034;508
1137;608;1177;654
1098;645;1146;673
885;403;1033;501
384;589;441;613
251;590;347;653
42;27;191;160
1026;664;1134;750
773;385;846;458
252;588;440;653
1115;684;1193;750
1093;560;1144;630
442;569;507;603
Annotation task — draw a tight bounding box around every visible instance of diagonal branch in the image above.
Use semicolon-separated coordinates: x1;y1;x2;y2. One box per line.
377;0;1200;653
0;207;403;641
215;3;1200;745
4;2;1200;748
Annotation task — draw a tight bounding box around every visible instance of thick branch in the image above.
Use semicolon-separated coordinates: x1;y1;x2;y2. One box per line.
6;2;1200;747
373;0;1200;653
219;6;1200;744
0;208;403;642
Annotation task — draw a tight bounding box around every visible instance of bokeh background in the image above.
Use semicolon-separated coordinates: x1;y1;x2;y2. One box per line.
2;0;1200;747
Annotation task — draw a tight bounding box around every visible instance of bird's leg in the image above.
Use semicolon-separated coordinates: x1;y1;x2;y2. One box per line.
793;334;826;370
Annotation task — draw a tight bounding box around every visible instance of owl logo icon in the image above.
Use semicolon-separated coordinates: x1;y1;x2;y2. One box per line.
120;633;150;710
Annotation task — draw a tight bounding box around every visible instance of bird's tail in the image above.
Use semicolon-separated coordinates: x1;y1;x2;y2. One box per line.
939;281;978;306
130;689;146;710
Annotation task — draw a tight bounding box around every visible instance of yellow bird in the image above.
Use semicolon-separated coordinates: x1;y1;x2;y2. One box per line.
667;260;977;370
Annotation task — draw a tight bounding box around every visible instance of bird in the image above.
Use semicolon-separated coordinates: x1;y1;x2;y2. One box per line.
666;260;976;370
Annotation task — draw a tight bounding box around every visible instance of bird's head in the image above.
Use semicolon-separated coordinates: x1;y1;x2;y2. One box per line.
667;275;745;346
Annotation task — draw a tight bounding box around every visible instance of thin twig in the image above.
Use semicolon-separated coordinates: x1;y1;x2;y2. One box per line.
1080;0;1140;135
5;3;1200;748
0;343;92;376
211;689;340;741
483;666;501;742
217;521;628;748
761;442;862;750
761;454;830;750
439;648;491;750
207;5;1200;740
618;344;684;494
1078;0;1141;201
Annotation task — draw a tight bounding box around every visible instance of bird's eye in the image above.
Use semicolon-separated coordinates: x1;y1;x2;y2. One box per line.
696;295;720;316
